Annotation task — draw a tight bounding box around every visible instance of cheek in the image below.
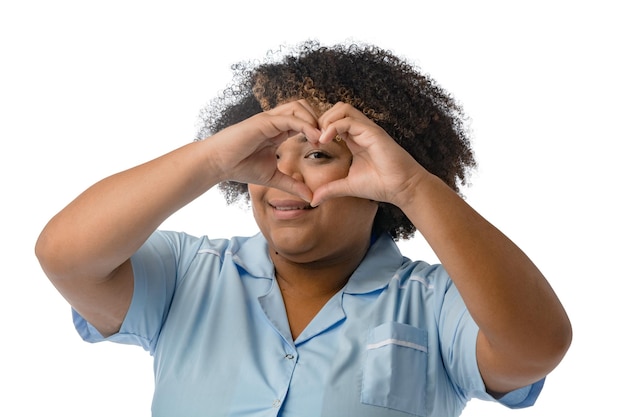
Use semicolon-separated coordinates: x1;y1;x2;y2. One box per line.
247;186;265;214
247;184;263;200
328;198;378;227
305;165;350;190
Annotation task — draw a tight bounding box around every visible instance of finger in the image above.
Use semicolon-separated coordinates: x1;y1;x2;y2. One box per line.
269;99;320;127
318;118;366;146
318;102;382;144
294;99;323;121
310;178;352;207
318;124;340;145
268;171;314;203
318;102;367;127
261;115;321;143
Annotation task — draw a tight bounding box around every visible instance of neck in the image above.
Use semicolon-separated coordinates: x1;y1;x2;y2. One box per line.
274;266;350;301
270;242;370;340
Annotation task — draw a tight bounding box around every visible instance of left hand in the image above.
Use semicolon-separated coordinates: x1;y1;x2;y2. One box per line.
311;102;429;208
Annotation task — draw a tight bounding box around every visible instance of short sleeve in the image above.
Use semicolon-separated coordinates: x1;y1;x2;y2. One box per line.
72;231;200;354
437;279;545;408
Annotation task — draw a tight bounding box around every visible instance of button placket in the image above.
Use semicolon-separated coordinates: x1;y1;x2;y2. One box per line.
269;347;296;413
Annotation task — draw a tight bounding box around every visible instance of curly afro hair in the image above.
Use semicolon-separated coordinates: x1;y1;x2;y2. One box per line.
196;40;476;240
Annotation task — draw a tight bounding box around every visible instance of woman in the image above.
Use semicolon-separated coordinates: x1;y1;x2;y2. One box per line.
36;41;571;416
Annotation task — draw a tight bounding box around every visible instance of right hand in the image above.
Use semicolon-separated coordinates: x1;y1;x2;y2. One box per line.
207;99;322;202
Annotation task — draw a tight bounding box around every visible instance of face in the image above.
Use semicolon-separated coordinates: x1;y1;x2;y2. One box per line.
248;135;378;264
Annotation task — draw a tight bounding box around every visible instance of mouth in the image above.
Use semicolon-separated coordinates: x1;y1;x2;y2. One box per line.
267;199;316;219
269;202;314;211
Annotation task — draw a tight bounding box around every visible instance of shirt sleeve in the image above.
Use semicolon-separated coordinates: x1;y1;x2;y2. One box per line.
72;231;199;354
438;277;545;409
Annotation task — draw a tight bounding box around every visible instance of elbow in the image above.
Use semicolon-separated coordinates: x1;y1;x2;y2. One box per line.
35;227;70;282
526;284;574;374
480;316;573;395
35;228;58;279
547;314;573;368
526;311;573;379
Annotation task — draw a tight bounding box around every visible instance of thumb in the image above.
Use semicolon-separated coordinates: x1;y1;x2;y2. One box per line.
268;171;314;202
310;178;352;207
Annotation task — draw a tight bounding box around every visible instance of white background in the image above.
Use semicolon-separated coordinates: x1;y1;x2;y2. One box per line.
1;1;624;415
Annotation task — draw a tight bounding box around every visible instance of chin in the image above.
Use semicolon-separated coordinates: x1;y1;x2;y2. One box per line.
268;239;321;263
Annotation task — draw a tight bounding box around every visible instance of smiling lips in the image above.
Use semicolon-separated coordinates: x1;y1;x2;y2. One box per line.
268;199;315;218
270;200;314;211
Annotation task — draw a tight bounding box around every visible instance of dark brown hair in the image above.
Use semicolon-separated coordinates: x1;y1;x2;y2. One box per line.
196;40;475;240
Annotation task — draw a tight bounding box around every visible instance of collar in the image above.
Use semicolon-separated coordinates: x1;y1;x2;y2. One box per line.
343;233;405;294
228;233;275;279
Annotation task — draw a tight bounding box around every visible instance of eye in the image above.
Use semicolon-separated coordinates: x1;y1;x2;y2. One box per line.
305;150;331;160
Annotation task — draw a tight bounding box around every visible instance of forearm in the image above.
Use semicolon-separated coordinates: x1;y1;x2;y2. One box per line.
400;174;571;387
36;139;221;282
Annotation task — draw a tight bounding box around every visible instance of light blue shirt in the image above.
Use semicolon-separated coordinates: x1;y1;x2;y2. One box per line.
74;231;544;417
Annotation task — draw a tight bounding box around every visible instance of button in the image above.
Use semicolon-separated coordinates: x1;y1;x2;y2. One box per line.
272;399;281;408
284;354;294;360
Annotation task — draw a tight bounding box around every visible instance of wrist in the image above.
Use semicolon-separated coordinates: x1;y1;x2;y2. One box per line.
390;168;436;210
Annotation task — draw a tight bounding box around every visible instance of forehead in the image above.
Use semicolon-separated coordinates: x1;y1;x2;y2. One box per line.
277;134;319;151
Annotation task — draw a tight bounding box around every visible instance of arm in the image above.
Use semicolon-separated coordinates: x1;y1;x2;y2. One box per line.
36;141;224;337
35;100;321;337
314;103;572;395
400;174;571;395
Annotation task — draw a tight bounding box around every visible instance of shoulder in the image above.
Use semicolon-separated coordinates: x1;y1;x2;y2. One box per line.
139;230;261;260
131;232;266;286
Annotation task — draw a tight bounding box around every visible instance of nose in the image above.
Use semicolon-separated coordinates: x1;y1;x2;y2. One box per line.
276;153;305;182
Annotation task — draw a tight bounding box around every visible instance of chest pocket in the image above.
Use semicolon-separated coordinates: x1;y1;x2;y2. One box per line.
361;322;429;416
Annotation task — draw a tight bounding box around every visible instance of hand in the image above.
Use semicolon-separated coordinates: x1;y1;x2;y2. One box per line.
208;100;322;202
311;102;429;208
